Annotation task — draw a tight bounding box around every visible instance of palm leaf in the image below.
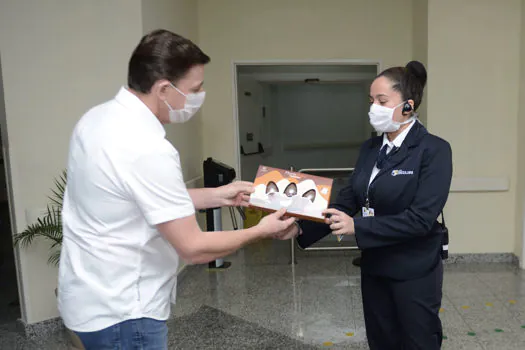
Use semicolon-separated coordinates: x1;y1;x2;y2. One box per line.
48;249;61;266
13;170;66;266
49;170;66;208
13;207;62;247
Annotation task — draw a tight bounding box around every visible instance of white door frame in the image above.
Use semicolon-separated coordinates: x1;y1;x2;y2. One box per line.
231;59;382;180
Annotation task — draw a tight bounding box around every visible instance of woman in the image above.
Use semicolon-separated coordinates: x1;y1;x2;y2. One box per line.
298;61;452;350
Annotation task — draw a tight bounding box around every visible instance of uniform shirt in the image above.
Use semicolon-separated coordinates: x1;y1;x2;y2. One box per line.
369;119;417;185
58;87;195;332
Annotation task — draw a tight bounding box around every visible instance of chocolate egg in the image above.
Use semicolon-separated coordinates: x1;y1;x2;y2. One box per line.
266;181;279;194
302;189;316;202
284;183;297;197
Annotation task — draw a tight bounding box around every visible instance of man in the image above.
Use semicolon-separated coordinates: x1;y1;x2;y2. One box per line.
58;29;299;349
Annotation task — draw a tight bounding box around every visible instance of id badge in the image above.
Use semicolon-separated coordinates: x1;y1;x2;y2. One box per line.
362;207;375;217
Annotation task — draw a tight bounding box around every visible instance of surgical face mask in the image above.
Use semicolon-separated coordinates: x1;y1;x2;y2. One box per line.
368;101;414;133
164;84;206;123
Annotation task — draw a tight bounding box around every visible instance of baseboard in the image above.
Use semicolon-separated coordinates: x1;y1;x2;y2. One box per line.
444;253;519;265
18;316;64;339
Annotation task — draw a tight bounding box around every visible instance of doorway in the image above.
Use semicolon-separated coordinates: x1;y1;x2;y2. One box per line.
0;54;21;326
232;61;379;250
232;61;380;181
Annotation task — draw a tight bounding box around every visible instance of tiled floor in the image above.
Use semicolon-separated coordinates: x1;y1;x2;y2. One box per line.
2;239;525;349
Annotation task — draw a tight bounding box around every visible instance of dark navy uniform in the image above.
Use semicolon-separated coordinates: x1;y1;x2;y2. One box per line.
298;121;452;349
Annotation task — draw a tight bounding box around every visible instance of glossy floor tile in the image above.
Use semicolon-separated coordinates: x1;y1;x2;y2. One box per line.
2;239;525;349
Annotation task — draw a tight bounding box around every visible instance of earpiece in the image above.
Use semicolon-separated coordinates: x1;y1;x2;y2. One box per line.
402;102;412;113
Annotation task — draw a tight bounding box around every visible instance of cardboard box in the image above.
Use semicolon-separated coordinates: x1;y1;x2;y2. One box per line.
248;165;333;222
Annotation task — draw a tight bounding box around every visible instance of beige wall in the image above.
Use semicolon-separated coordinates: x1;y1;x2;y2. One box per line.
141;0;205;272
427;0;521;254
412;0;428;124
142;0;204;181
0;0;203;325
0;0;143;324
197;0;413;170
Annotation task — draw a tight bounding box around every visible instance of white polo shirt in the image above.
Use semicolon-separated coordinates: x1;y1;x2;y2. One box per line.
58;87;195;332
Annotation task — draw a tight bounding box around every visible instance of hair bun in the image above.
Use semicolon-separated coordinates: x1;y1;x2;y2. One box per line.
405;61;427;87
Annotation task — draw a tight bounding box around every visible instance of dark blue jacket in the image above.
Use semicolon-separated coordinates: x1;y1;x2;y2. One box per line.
297;121;453;280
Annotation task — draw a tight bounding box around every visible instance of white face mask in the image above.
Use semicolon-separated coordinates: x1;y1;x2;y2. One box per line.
368;101;414;133
164;84;206;123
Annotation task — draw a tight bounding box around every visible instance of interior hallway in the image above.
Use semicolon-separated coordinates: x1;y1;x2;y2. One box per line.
1;240;525;349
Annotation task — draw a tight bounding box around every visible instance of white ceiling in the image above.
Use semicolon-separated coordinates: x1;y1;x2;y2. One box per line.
237;64;378;83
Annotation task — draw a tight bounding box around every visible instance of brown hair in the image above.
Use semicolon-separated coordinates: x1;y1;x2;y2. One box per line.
127;29;210;93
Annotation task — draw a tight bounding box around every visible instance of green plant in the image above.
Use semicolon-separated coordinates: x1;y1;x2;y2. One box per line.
13;170;67;266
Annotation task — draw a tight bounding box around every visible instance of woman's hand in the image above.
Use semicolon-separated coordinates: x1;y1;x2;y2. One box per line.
322;208;355;236
216;181;255;207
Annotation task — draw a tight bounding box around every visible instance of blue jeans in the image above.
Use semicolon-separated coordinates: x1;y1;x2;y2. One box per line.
75;318;168;350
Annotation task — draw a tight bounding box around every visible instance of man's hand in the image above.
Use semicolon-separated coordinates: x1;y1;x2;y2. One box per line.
272;220;301;240
256;208;296;238
322;208;355;236
216;181;255;207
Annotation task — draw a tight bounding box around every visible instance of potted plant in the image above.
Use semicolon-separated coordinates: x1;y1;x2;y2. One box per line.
13;170;84;350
